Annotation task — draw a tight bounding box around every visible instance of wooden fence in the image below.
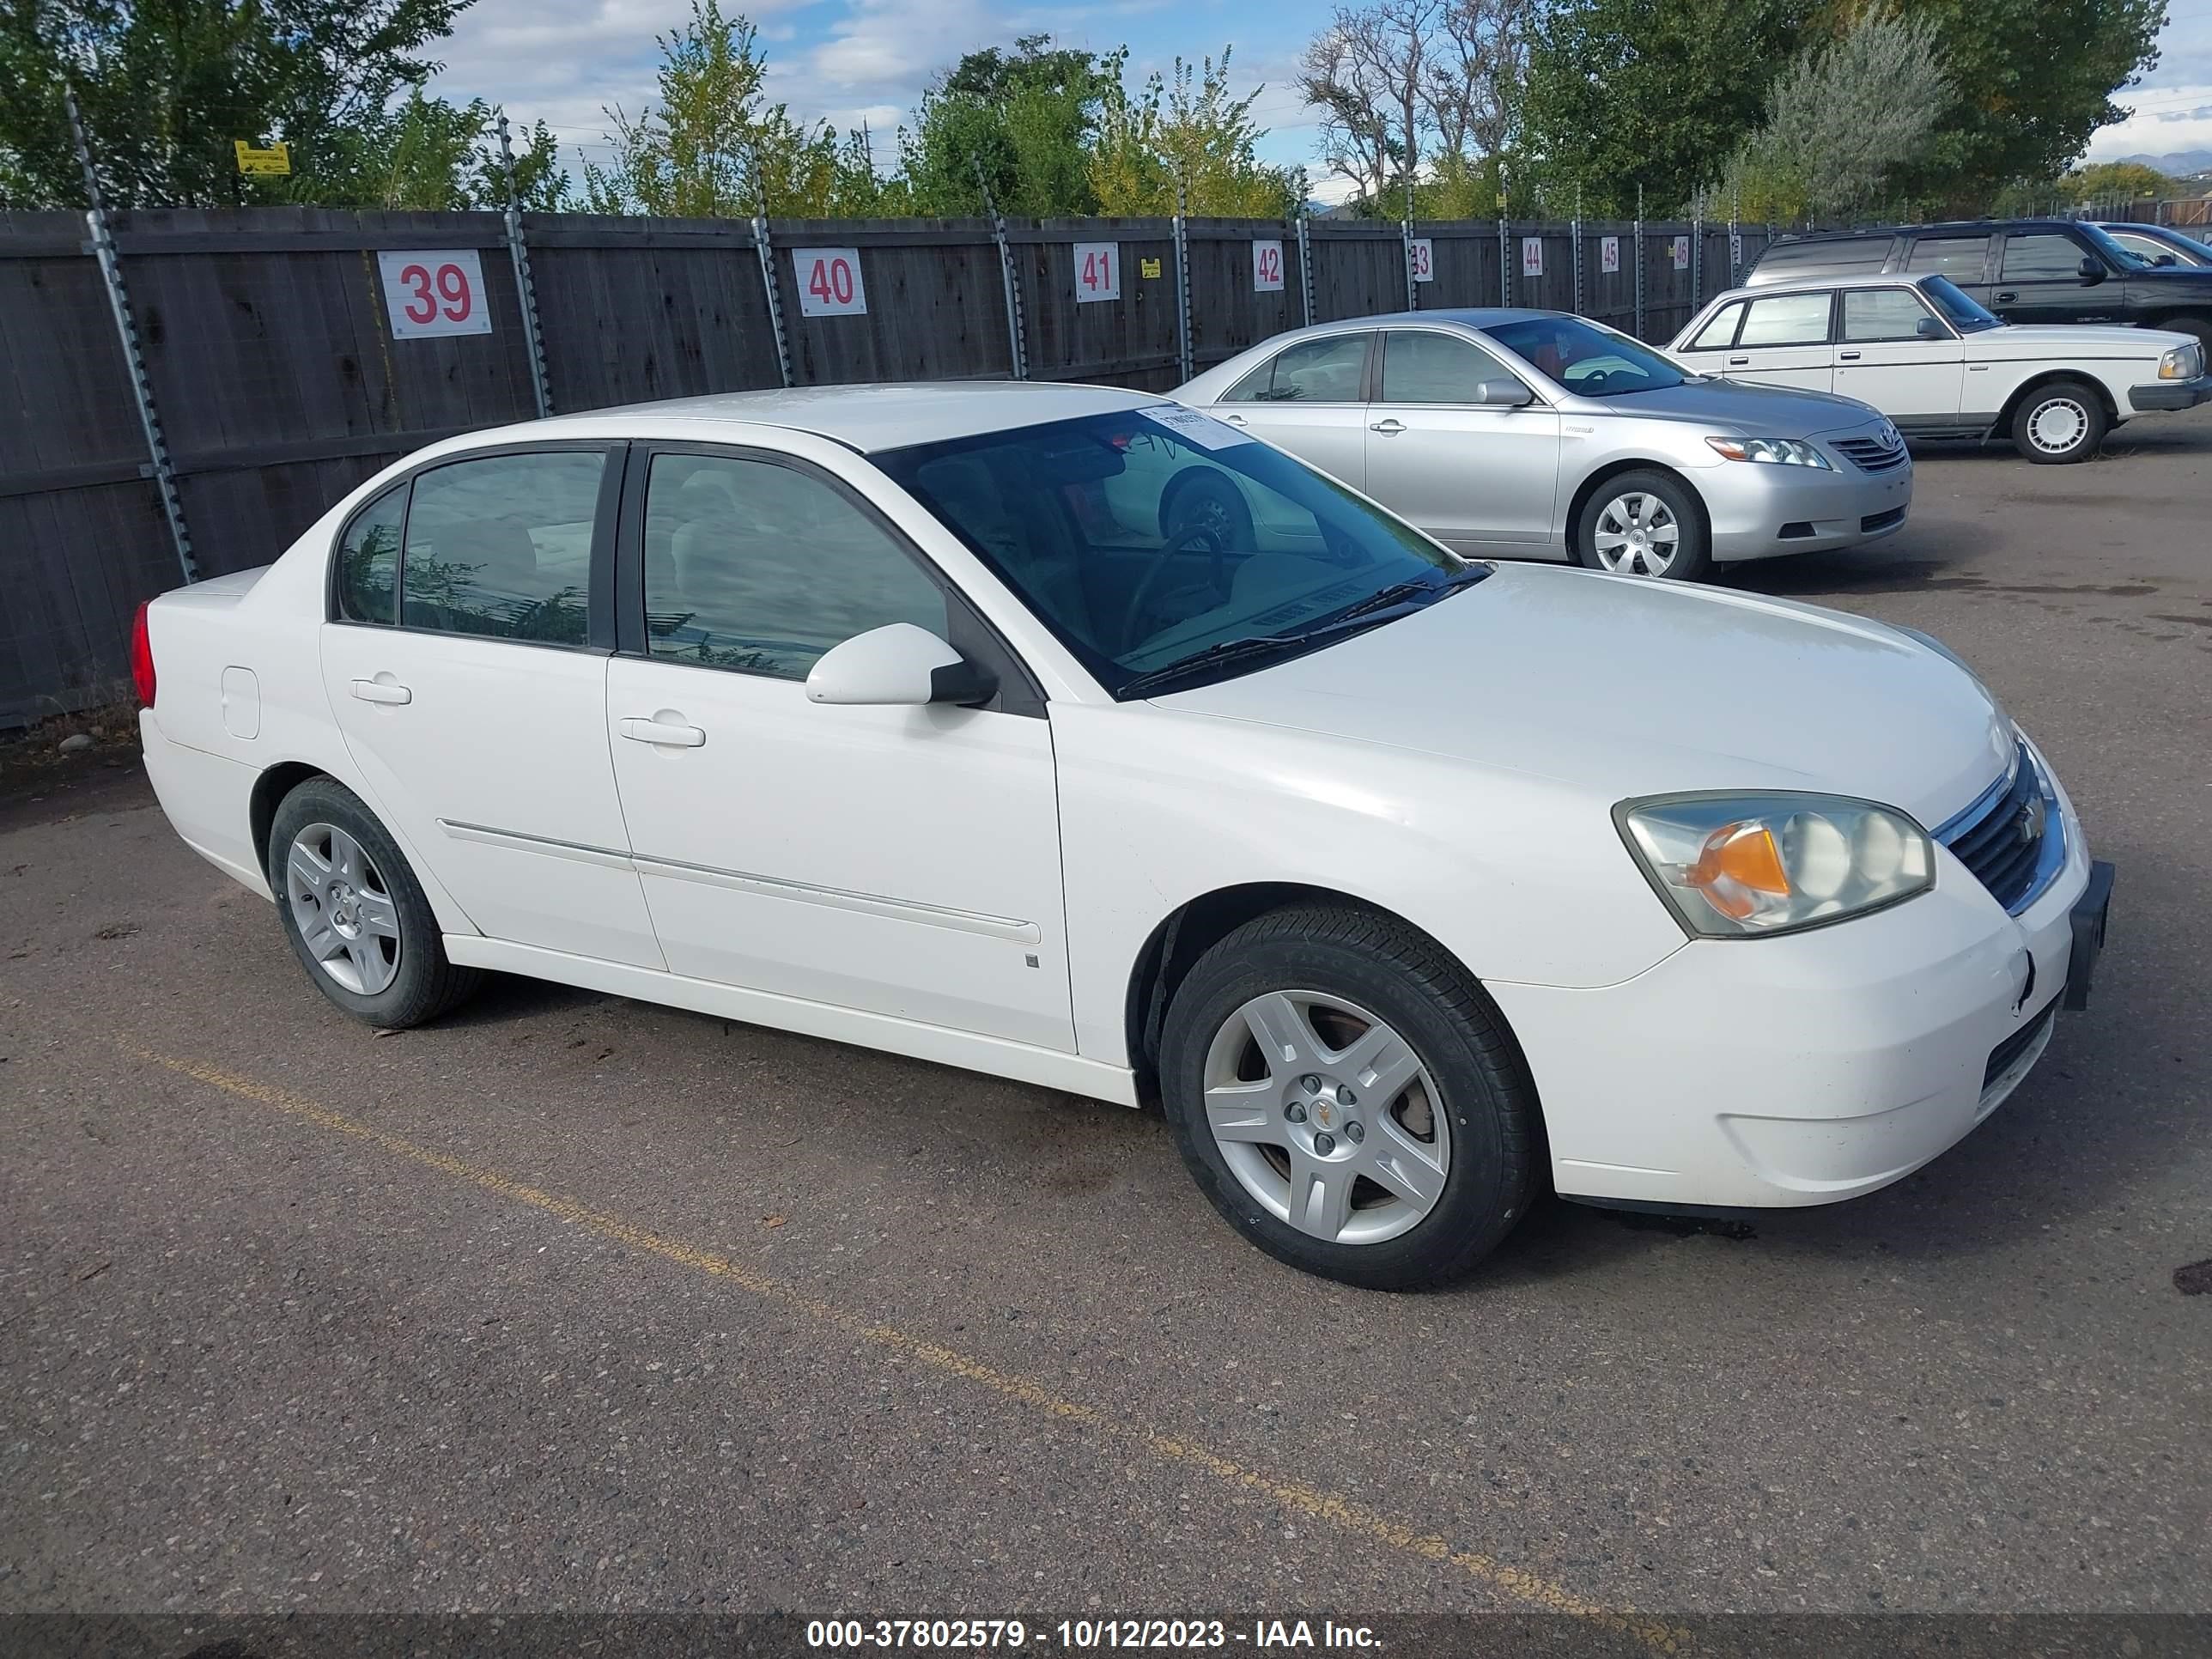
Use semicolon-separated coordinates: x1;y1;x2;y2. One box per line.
0;207;1778;726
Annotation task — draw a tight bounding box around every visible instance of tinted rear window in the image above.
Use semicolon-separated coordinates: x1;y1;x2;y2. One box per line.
1757;236;1891;276
1905;236;1990;278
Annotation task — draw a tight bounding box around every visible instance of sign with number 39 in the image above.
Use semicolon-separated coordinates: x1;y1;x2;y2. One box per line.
376;250;491;338
793;247;868;317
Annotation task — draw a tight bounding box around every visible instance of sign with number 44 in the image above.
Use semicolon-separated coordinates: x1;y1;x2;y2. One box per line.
376;250;491;339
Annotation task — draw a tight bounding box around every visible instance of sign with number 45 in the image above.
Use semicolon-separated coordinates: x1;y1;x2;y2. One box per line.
793;248;868;317
376;250;491;339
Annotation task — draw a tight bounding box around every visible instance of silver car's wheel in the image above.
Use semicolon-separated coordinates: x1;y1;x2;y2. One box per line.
1591;491;1681;576
284;822;401;996
1201;989;1451;1246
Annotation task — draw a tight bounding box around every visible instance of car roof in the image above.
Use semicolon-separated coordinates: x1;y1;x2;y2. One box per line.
1767;219;2083;245
1321;307;1571;330
1708;271;1950;299
510;381;1162;454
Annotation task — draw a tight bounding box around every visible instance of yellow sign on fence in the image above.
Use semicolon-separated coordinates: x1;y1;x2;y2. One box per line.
1139;257;1163;279
233;142;291;176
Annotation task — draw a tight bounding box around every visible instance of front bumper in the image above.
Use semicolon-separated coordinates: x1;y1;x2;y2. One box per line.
1702;455;1914;563
2129;372;2212;413
1491;787;2110;1212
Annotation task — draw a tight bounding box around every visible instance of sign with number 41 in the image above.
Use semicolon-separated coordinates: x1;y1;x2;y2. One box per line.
376;250;491;339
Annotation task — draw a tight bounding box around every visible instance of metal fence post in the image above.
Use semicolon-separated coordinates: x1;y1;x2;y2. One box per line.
66;89;196;585
1172;176;1194;384
973;158;1027;381
1633;185;1646;340
749;179;795;389
1498;216;1510;307
496;114;554;418
1401;174;1418;311
1691;211;1703;304
1295;207;1315;329
1729;186;1742;288
1571;210;1584;318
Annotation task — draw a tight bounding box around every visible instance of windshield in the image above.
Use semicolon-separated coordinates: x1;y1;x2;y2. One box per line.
1483;315;1690;395
1921;275;2002;331
874;408;1478;698
2075;222;2143;270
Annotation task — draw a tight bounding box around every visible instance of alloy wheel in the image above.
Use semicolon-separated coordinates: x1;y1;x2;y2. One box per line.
2025;396;2089;457
284;822;402;996
1201;990;1451;1246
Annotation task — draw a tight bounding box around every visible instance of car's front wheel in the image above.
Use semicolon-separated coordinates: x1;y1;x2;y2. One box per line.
2012;380;2107;464
1572;470;1711;580
267;775;481;1029
1159;906;1540;1290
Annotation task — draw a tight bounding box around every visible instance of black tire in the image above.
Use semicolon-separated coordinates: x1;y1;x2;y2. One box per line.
2011;378;2108;465
266;775;481;1029
1571;468;1711;580
2152;313;2210;360
1161;470;1255;552
1158;905;1540;1291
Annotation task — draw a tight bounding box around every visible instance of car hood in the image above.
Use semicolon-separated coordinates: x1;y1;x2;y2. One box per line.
1583;378;1883;436
1969;322;2191;358
1153;564;2014;830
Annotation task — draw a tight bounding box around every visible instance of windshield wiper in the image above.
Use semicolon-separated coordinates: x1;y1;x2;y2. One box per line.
1327;568;1486;625
1118;634;1324;698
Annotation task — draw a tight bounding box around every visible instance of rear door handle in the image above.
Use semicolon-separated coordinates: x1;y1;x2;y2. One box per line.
619;716;706;748
1369;418;1405;434
1996;290;2018;303
349;678;411;705
1838;350;1863;362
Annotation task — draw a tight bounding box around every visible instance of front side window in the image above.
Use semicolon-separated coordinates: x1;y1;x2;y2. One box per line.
401;452;603;646
334;487;403;624
1224;334;1369;403
1842;288;1942;343
641;453;945;681
1380;331;1523;402
2000;233;2090;280
1738;293;1832;346
1686;302;1744;349
876;410;1472;697
1482;316;1687;394
1904;236;1990;278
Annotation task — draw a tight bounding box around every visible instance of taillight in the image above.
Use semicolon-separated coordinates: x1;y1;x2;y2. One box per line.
130;600;156;708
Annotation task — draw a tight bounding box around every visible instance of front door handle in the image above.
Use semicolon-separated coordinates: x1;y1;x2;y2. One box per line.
1838;349;1863;362
619;716;706;748
349;678;411;705
1223;413;1249;427
1996;290;2018;303
1726;355;1750;367
1369;418;1406;434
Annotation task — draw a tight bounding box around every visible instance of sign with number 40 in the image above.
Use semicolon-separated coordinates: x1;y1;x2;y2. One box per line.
376;250;491;339
793;248;868;318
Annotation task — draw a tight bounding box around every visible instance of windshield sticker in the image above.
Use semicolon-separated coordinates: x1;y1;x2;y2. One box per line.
1142;406;1253;450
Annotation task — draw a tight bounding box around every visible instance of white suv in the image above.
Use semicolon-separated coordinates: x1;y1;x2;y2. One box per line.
1671;272;2208;463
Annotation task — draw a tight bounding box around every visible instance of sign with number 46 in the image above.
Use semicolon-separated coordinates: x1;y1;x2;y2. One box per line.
793;248;867;317
376;250;491;339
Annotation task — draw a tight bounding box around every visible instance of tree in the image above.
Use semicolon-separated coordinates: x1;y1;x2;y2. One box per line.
1898;0;2166;204
2059;160;2175;206
1;0;474;208
1424;0;1536;168
299;92;570;210
1090;48;1294;216
1298;0;1437;208
898;36;1109;216
1518;0;1814;215
581;0;842;217
1711;8;1949;223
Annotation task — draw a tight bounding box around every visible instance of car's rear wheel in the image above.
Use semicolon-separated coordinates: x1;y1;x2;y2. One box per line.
1572;470;1710;580
1159;905;1540;1290
268;776;481;1028
2012;380;2107;464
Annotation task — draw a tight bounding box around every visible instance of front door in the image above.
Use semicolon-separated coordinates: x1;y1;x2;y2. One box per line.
1363;328;1561;550
604;447;1074;1051
319;444;665;969
1832;286;1966;421
1991;229;2124;325
1210;331;1375;489
1719;291;1836;392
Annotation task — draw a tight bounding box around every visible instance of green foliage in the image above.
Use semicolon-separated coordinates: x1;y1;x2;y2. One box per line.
899;35;1110;216
1090;48;1294;216
294;92;570;210
0;0;478;208
1518;0;1816;216
2060;159;2176;204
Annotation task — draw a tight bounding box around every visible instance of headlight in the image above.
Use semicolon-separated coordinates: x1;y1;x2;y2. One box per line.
1705;435;1833;468
1616;793;1934;938
2159;342;2203;380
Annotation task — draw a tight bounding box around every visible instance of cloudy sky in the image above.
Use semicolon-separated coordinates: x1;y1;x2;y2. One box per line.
425;0;2212;191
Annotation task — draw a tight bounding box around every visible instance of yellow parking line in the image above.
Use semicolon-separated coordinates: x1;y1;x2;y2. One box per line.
131;1044;1688;1655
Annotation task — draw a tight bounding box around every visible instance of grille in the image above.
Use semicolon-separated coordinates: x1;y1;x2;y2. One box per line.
1831;434;1909;472
1860;505;1906;532
1941;744;2048;912
1983;1000;2057;1091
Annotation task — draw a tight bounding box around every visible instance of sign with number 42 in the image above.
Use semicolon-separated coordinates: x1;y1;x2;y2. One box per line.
1252;240;1285;292
377;250;491;339
793;248;867;317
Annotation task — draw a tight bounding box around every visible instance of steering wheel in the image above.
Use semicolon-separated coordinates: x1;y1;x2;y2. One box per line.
1123;475;1245;645
1123;522;1228;647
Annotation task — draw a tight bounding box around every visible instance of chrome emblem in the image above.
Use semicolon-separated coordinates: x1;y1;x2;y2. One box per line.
1877;420;1899;448
2015;794;2045;847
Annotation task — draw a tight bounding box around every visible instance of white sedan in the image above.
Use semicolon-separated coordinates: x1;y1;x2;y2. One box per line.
134;384;2113;1288
1671;271;2209;462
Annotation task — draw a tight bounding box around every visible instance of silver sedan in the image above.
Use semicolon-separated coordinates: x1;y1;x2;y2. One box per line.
1172;309;1913;580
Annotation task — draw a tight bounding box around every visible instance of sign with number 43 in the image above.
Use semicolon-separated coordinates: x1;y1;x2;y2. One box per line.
376;250;491;339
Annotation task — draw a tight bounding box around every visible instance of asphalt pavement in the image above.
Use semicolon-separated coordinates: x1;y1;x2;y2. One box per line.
3;411;2207;1648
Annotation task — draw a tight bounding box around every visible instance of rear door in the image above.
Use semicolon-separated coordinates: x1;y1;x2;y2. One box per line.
1717;291;1835;392
1362;327;1561;550
1992;229;2124;325
1832;286;1965;422
1209;331;1374;489
1901;234;1996;307
319;443;665;969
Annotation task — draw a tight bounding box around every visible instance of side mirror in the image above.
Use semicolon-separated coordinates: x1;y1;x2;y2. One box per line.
805;623;997;708
1916;315;1948;338
1475;380;1535;408
2078;255;2107;285
2155;252;2179;267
